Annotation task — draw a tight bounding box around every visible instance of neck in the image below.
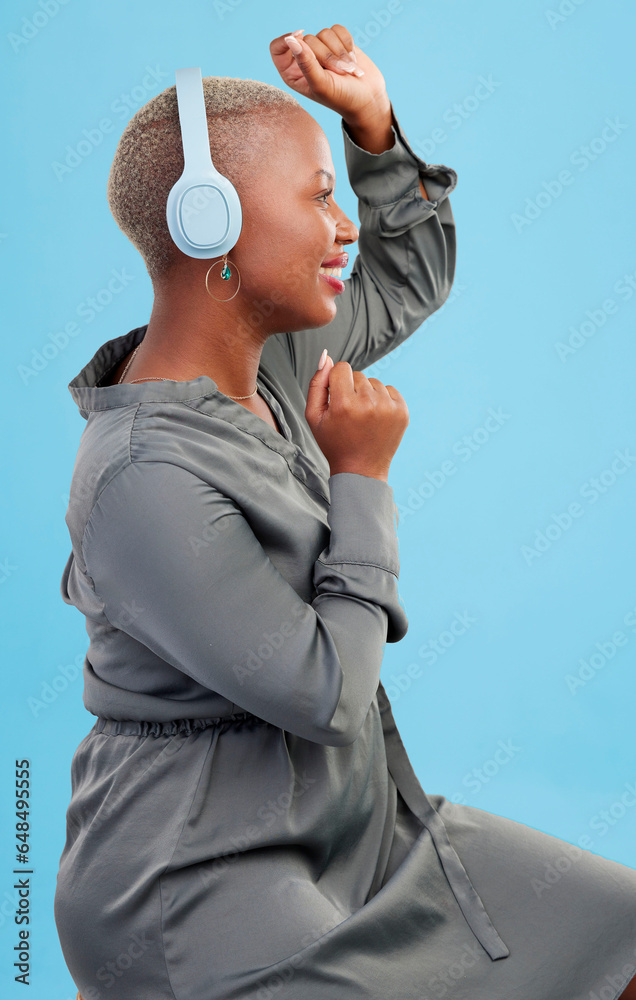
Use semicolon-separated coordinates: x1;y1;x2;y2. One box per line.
130;271;267;397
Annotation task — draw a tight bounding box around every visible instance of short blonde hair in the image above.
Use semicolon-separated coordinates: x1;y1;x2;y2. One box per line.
106;76;302;283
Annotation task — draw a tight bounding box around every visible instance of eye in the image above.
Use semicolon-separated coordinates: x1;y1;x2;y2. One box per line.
318;187;334;204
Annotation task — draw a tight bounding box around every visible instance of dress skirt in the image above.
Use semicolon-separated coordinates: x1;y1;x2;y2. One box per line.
54;685;636;1000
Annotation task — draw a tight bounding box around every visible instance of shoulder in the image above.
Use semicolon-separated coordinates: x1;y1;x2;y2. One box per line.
67;399;232;541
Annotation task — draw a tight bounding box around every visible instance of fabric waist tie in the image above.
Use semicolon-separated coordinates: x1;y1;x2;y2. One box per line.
376;682;511;961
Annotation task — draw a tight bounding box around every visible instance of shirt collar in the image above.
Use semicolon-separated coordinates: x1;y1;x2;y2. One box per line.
67;325;332;500
68;324;234;420
67;324;296;445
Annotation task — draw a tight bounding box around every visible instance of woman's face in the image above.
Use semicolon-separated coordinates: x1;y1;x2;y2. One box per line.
233;107;359;333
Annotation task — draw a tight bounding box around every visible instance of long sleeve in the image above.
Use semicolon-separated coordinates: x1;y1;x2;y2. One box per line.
81;461;408;747
284;101;458;400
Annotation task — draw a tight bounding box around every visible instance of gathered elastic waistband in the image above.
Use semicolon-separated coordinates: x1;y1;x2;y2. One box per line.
92;711;270;738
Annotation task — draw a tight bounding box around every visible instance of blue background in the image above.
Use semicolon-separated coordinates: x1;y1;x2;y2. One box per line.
2;0;634;995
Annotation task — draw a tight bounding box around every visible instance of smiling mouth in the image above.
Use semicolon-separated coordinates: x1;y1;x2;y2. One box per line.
318;266;343;277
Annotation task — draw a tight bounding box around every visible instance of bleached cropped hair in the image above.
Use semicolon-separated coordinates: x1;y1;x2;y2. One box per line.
106;76;302;283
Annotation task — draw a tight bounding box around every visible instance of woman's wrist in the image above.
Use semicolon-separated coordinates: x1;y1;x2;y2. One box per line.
329;465;389;483
342;97;395;154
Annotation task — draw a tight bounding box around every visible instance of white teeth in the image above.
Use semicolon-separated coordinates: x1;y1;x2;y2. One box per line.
319;267;342;277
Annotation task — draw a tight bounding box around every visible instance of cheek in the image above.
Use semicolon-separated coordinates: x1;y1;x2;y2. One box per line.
237;204;329;288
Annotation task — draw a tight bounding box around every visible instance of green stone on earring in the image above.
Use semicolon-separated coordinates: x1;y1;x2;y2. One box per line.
221;262;231;280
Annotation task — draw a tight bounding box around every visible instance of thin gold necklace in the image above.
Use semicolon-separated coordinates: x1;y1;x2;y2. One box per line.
117;344;259;399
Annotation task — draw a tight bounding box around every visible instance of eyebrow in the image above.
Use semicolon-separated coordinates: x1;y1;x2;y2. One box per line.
309;169;335;184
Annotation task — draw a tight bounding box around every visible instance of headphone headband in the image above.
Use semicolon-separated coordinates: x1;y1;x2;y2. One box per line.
174;67;215;174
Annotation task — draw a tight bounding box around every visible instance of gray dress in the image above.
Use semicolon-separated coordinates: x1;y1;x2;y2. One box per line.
54;109;636;1000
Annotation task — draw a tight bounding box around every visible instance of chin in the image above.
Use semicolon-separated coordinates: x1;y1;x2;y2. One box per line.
317;290;340;320
308;302;339;329
280;300;337;334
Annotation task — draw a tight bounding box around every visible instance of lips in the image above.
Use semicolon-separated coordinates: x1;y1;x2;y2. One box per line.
320;253;349;268
318;252;347;294
319;272;345;294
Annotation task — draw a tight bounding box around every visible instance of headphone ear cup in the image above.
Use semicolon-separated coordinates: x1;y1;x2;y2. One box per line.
166;172;242;259
179;184;228;247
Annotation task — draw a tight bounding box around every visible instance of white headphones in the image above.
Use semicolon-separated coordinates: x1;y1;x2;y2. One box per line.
166;67;243;259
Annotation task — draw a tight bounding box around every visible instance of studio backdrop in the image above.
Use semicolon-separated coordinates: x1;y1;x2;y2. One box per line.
2;0;634;995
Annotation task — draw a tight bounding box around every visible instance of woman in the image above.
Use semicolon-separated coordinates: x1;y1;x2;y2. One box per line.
55;24;636;1000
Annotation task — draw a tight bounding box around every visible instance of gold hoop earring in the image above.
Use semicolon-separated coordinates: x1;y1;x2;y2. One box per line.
205;254;241;302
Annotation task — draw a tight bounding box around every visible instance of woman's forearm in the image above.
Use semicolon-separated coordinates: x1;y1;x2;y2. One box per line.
343;99;430;201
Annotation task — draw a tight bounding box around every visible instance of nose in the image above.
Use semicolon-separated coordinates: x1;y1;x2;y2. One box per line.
334;202;359;246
